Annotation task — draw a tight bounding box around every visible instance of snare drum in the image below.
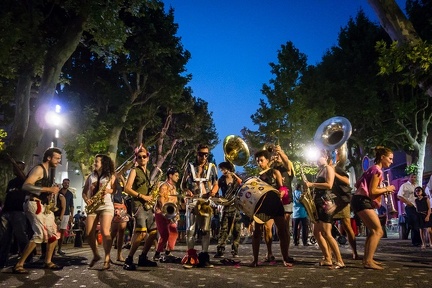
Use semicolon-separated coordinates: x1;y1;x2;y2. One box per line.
235;176;279;224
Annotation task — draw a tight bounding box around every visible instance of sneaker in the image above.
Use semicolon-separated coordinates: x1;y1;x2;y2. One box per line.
123;257;137;271
197;252;213;268
57;250;66;256
138;255;157;267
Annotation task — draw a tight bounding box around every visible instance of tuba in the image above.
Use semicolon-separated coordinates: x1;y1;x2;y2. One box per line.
314;116;352;152
223;135;250;166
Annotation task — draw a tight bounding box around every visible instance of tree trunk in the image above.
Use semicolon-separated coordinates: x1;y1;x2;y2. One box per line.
10;15;87;163
367;0;432;96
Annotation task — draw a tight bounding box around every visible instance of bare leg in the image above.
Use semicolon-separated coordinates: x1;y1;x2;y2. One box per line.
86;215;101;266
14;241;36;269
250;222;263;267
321;222;344;267
264;220;274;260
100;213;113;264
116;222;126;261
274;216;292;267
341;217;358;259
357;209;384;270
128;231;146;257
314;222;332;265
45;240;57;264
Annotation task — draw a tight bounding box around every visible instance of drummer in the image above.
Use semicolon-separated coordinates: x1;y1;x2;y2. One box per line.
180;144;219;269
214;162;242;258
249;150;292;267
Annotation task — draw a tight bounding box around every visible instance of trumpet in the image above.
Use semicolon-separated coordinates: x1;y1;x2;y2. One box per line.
162;202;178;220
383;174;397;215
299;166;319;223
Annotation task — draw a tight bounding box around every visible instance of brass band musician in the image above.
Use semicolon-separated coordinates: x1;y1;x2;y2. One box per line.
214;161;242;258
123;146;158;270
154;167;181;263
181;144;219;269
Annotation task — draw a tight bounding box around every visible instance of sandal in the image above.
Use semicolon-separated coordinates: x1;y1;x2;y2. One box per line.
329;262;345;270
319;260;333;266
283;261;293;268
12;265;29;274
89;255;101;268
102;261;110;270
263;255;275;262
43;262;63;270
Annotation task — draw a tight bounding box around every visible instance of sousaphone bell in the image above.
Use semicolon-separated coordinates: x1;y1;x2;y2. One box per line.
223;135;250;166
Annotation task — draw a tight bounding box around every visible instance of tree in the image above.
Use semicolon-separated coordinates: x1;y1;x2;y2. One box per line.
367;0;432;96
0;0;160;165
371;0;432;181
59;6;217;178
245;41;316;162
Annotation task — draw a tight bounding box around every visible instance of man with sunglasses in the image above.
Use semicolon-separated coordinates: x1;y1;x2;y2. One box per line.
181;144;219;268
123;145;158;270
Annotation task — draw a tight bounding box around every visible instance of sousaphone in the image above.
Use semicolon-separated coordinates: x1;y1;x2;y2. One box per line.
223;135;250;166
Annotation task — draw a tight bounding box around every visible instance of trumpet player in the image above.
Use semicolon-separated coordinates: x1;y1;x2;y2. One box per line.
123;146;158;270
82;154;116;270
154;167;181;263
13;148;62;274
351;146;395;270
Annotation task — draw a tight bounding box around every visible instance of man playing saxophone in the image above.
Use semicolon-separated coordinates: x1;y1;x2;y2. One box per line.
154;167;181;263
123;145;158;270
82;154;116;270
13;147;62;274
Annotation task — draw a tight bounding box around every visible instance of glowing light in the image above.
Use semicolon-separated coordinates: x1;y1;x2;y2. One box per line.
304;146;320;163
44;111;62;126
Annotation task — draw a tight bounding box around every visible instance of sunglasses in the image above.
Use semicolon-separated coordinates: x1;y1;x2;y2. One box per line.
137;155;148;160
198;152;209;158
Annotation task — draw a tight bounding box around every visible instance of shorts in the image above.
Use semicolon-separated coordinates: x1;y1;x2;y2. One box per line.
59;215;70;230
314;190;334;223
333;204;350;220
25;200;59;243
133;205;156;233
283;202;293;213
254;191;285;224
351;195;375;213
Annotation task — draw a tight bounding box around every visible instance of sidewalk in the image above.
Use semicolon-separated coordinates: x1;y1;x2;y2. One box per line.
1;231;431;288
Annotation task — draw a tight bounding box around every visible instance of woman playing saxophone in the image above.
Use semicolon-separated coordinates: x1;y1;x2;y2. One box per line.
82;154;116;270
304;150;345;270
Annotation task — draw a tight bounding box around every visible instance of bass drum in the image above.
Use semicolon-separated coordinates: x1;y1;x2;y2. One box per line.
235;176;279;224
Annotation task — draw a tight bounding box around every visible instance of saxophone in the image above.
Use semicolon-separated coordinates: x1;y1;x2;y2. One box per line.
299;166;319;223
85;180;109;214
143;167;164;211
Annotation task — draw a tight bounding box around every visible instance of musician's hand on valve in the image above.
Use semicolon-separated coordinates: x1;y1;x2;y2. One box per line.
185;190;193;197
386;185;396;193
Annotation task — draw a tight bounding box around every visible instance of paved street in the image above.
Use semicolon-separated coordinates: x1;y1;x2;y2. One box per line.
1;232;431;288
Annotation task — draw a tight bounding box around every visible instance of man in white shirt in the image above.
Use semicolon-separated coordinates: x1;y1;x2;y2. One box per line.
397;173;421;246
